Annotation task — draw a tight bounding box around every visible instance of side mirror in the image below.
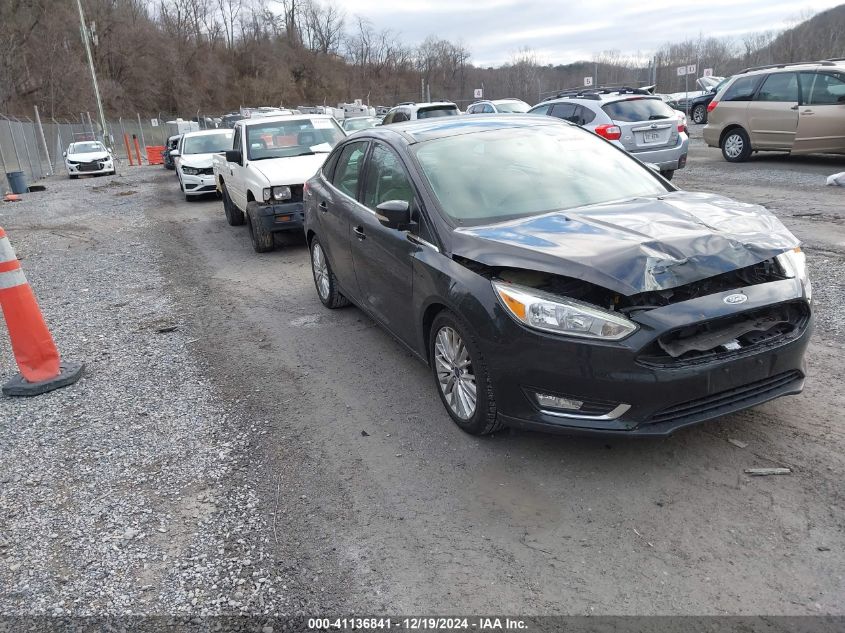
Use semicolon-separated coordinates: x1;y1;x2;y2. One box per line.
170;149;180;157
108;148;113;154
645;163;661;173
376;200;411;230
225;149;242;165
63;151;67;157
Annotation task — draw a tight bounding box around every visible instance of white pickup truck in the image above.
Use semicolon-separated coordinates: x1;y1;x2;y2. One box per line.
213;114;346;252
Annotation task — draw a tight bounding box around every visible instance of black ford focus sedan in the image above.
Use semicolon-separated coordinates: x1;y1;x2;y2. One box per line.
302;116;812;436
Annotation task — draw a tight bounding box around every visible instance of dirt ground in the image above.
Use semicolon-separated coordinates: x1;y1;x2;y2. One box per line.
1;128;844;617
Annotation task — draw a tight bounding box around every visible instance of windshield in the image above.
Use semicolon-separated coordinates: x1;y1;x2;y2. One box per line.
71;142;105;153
417;106;459;119
414;124;669;226
182;132;233;154
602;98;676;122
344;117;379;131
246;118;345;160
495;101;530;113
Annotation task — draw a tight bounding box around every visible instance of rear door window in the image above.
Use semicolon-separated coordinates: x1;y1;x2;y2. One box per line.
755;72;799;102
529;104;551;115
549;103;577;120
721;75;763;101
579;106;596;125
601;98;675;122
331;141;368;199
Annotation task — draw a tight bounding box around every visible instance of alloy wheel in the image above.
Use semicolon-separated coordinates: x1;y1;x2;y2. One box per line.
434;326;477;420
311;242;330;301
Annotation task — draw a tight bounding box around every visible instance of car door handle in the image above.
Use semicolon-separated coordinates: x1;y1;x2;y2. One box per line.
318;201;328;213
353;226;366;240
801;110;814;115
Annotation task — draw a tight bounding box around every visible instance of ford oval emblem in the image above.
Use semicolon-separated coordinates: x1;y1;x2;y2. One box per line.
724;293;748;305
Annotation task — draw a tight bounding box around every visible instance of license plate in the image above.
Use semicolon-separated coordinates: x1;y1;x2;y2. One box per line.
79;164;98;171
643;131;661;143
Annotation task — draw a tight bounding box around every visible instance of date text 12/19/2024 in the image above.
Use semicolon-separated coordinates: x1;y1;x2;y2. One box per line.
308;618;528;630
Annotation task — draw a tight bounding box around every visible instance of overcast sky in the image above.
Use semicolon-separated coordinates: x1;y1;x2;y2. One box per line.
330;0;844;66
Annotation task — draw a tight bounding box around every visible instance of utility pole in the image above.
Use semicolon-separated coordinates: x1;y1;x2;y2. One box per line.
76;0;109;148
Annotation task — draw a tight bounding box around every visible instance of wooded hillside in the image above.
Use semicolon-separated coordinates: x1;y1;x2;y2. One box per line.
1;1;843;118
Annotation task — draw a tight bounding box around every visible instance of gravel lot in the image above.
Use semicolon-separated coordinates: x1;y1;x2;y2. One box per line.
1;132;844;622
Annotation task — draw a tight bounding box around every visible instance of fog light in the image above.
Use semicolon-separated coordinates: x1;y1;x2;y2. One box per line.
535;392;583;411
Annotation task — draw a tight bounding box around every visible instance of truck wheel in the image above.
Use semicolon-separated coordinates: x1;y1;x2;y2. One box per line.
222;184;244;226
246;202;274;253
692;104;707;124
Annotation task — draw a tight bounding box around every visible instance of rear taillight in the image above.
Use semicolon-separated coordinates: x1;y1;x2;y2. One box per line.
707;100;719;113
677;121;685;133
594;124;622;141
303;180;310;195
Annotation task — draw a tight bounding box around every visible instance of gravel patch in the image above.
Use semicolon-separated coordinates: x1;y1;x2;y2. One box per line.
0;171;304;617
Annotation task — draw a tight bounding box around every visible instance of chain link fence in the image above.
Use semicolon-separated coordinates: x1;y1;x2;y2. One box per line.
0;111;219;189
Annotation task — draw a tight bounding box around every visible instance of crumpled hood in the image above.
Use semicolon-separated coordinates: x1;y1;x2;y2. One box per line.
451;191;800;296
67;152;110;162
178;153;217;169
250;153;328;185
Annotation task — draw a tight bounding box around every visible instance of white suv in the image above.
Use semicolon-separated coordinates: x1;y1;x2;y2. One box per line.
381;101;459;124
466;99;530;114
529;89;689;179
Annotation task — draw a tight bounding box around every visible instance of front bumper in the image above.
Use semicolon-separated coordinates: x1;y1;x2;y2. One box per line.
67;160;113;175
254;201;304;233
181;171;217;196
485;278;812;437
627;133;689;171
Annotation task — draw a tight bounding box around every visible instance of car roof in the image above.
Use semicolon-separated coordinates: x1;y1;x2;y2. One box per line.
536;93;662;107
181;128;233;138
363;114;573;144
391;101;457;110
238;113;335;126
738;59;845;75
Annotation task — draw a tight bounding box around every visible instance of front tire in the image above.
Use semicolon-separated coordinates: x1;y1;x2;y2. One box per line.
721;128;752;163
430;311;502;435
246;201;274;252
310;237;350;309
692;104;707;124
222;184;244;226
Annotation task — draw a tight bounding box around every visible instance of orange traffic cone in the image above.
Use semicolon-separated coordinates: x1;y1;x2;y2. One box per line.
0;227;84;396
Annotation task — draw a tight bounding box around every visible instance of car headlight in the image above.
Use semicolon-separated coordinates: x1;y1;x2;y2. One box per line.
264;186;292;202
493;281;637;340
182;166;200;175
272;186;291;201
776;247;812;302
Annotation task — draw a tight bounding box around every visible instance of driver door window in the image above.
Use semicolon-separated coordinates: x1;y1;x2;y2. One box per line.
363;144;415;211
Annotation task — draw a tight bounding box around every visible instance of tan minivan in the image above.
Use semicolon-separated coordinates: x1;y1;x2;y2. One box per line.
703;60;845;162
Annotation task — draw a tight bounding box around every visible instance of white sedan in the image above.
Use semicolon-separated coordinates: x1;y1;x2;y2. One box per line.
173;129;234;200
64;141;115;178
